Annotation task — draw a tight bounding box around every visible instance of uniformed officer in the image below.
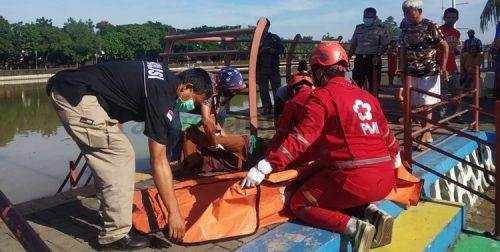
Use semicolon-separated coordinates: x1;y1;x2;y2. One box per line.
348;7;389;95
47;62;213;249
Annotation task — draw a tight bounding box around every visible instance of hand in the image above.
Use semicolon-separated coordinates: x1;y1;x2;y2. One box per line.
240;159;273;188
441;69;449;82
167;212;186;243
207;144;225;152
392;151;402;168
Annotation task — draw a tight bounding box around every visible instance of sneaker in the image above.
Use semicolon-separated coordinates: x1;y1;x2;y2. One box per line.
352;220;376;252
371;209;394;248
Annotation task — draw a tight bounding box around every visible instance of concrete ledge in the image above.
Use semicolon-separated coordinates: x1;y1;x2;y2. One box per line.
0;74;53;85
236;200;405;251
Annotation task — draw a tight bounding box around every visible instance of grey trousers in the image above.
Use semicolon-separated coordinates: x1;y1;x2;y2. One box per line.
50;90;135;244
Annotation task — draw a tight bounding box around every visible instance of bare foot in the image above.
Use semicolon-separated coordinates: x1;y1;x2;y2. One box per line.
417;134;434;151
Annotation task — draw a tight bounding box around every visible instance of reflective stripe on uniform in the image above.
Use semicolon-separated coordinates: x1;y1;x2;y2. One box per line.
388;138;397;148
291;132;311;147
331;155;391;169
278;145;294;161
382;130;390;138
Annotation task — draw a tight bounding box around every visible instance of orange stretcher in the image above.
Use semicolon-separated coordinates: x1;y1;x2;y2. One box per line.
132;163;422;244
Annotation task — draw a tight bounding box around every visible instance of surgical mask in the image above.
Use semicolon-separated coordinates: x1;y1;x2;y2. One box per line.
175;97;195;112
363;18;374;26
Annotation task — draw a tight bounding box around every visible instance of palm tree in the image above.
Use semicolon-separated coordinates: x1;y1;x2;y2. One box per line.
480;0;500;32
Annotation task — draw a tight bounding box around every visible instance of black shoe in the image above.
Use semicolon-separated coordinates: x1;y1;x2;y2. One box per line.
260;109;272;116
100;232;151;251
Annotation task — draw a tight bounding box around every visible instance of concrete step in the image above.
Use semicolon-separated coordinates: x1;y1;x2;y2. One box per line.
237;198;464;252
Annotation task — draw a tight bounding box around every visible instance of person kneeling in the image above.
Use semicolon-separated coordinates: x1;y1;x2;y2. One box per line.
241;42;400;252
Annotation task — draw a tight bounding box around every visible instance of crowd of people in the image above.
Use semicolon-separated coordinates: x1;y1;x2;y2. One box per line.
46;0;497;251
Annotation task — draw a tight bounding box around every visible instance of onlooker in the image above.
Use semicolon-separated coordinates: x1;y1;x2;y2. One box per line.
257;19;284;115
399;0;449;150
461;29;483;89
348;7;389;94
437;8;462;121
494;22;500;99
337;35;344;42
46;62;213;249
387;40;399;86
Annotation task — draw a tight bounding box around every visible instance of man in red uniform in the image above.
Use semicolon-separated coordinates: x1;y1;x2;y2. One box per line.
271;71;313;145
242;42;400;252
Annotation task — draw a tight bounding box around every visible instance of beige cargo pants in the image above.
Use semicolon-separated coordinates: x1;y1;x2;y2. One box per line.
50;90;135;244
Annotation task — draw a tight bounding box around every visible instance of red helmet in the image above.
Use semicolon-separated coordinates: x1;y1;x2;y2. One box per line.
309;41;349;69
288;72;313;88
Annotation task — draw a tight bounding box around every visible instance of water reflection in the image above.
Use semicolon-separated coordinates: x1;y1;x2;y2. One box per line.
0;84;60;147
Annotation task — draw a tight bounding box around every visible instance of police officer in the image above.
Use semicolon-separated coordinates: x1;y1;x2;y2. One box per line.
348;7;389;95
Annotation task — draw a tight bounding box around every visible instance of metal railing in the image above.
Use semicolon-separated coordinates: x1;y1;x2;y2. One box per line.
160;17;322;136
401;65;499;240
0;190;50;251
56;152;93;193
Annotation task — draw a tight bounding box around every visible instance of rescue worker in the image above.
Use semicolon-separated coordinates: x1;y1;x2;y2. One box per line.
257;18;285;116
47;62;213;249
273;60;309;126
179;67;251;172
242;42;400;252
271;70;313;146
348;7;389;95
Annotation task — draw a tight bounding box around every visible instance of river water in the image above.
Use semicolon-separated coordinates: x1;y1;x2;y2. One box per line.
0;83;254;204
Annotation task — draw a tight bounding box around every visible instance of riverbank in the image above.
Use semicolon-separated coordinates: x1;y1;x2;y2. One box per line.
0;74;54;85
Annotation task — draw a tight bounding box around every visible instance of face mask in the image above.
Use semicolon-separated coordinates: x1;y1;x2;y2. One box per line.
175;97;195;112
363;18;374;26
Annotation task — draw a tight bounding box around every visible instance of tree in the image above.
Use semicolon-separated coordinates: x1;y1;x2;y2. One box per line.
12;22;41;66
100;31;134;60
96;20;115;35
38;24;72;67
0;16;15;65
383;16;400;41
480;0;500;32
64;18;98;65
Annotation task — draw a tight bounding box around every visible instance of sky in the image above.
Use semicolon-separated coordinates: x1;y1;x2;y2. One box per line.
0;0;496;42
